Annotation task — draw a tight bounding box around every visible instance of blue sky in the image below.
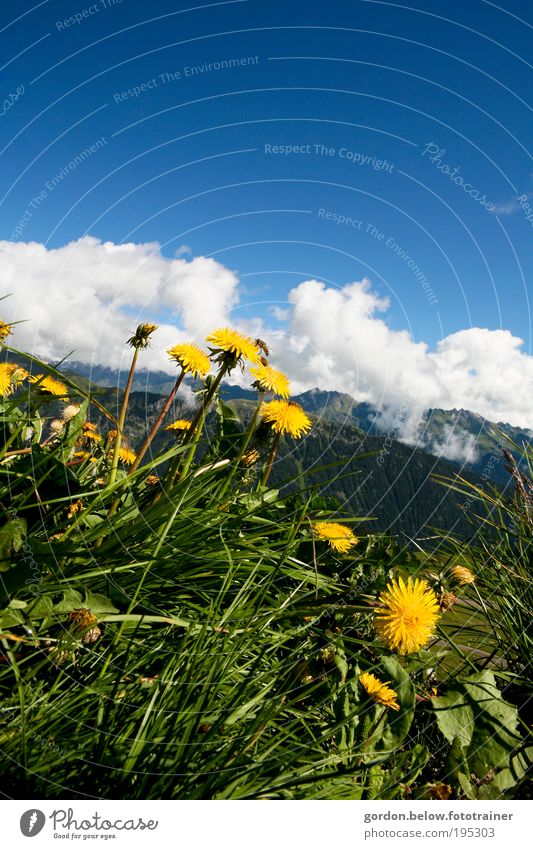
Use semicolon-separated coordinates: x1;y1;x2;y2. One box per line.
1;0;532;431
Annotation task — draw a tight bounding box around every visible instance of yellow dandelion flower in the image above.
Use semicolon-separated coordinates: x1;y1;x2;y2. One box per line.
0;321;14;343
83;421;99;434
30;374;69;398
167;343;210;379
72;451;94;462
374;576;440;655
451;565;475;586
68;608;101;644
242;448;261;467
0;363;28;395
67;500;84;519
250;363;291;398
261;399;311;438
0;365;11;396
118;447;136;465
313;521;359;553
84;430;102;443
165;419;192;433
106;428;118;442
206;327;261;365
359;672;400;711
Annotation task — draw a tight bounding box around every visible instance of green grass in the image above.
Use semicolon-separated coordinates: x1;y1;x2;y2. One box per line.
0;337;531;799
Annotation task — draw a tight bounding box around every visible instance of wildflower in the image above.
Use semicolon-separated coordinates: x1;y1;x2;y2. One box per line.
72;451;96;463
261;400;311;438
127;323;158;349
30;374;69;398
167;343;210;379
83;421;99;434
118;447;136;465
206;327;261;366
68;608;101;644
62;404;81;421
250;363;291;398
106;428;117;442
84;430;102;443
50;419;64;434
0;365;11;396
0;321;14;343
359;672;400;711
144;475;159;486
374;576;440;655
242;448;261;467
0;363;26;395
451;565;475;586
313;521;358;553
67;500;84;519
165;419;192;433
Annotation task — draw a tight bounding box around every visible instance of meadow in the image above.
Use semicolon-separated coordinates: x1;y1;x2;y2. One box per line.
0;319;531;799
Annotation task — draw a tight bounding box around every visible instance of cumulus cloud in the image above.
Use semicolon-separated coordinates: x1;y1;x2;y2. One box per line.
0;236;239;373
268;278;533;437
2;238;532;447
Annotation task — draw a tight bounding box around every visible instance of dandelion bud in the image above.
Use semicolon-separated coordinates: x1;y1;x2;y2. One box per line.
127;323;158;349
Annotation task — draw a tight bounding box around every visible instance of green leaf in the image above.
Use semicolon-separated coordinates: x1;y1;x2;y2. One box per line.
432;671;522;782
376;656;415;752
432;689;474;749
83;591;118;615
490;746;533;793
53;589;84;612
0;518;27;571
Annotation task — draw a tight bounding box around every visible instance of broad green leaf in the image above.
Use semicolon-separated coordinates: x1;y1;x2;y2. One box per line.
376;656;415;752
83;590;118;615
53;589;84;612
432;671;522;782
432;689;475;748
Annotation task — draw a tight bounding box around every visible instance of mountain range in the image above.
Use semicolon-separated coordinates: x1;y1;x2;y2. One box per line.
64;360;531;488
55;361;532;542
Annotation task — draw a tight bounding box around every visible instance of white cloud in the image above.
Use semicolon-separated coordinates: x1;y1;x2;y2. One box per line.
267;278;533;437
491;192;532;215
0;237;239;373
2;238;532;447
417;424;480;464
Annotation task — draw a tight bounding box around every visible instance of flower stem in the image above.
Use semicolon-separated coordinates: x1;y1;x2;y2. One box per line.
217;391;263;500
260;431;281;487
357;706;387;764
164;367;226;486
128;369;185;475
107;347;139;487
